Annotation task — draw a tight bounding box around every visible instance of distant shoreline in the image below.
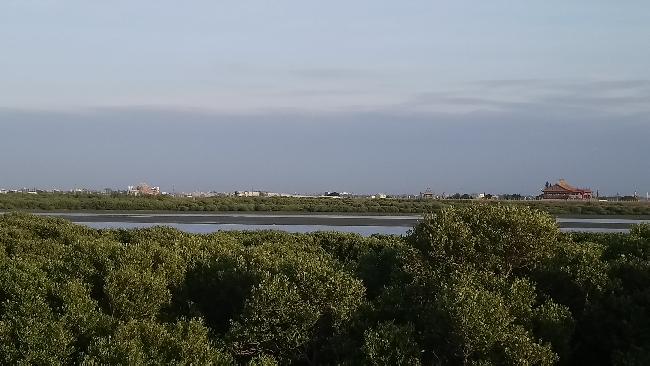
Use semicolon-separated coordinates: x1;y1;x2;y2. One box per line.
7;211;422;227
5;209;650;218
1;193;650;216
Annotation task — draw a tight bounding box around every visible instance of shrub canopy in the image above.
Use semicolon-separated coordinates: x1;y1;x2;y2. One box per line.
0;206;649;364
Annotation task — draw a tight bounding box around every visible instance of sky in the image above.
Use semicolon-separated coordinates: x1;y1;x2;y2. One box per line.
1;1;649;195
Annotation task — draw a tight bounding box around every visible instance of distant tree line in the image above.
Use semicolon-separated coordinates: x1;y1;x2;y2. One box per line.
448;193;473;200
1;206;649;364
1;192;650;216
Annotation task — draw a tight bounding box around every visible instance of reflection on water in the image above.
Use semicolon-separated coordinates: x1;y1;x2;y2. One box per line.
84;222;411;236
560;227;629;233
557;218;650;224
4;211;646;235
82;221;636;236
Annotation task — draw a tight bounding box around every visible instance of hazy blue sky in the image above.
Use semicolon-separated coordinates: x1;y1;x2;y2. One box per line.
1;1;649;195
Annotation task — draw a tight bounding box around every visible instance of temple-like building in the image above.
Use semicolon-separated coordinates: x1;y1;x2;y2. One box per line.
541;179;592;200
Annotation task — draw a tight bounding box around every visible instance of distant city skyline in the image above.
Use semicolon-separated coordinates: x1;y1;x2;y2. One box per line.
1;1;649;194
1;183;647;199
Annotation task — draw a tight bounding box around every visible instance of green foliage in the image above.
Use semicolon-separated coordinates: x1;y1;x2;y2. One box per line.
630;223;650;240
408;205;559;275
84;318;232;365
246;354;278;366
105;265;171;320
2;191;650;215
0;207;649;364
227;274;322;362
0;259;76;364
363;322;421;365
430;272;558;365
531;300;575;361
531;241;609;315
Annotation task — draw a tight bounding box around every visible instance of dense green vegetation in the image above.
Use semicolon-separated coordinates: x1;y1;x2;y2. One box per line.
1;205;649;364
1;192;650;215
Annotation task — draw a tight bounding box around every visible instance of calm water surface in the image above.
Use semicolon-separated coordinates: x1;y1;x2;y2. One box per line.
84;222;411;236
82;219;643;236
4;212;645;235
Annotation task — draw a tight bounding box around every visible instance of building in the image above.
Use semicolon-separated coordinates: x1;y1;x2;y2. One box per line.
420;189;436;199
324;191;351;197
475;193;499;199
235;191;262;197
542;179;592;200
127;183;161;196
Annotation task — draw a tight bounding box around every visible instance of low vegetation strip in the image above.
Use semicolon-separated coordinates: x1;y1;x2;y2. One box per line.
1;205;649;364
1;192;650;216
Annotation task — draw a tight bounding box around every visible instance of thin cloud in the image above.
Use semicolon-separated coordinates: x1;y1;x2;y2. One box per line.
398;79;650;116
289;67;383;80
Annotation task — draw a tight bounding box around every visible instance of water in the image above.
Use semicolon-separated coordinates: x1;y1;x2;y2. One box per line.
559;227;630;234
5;212;647;235
77;215;649;236
83;222;411;236
556;218;650;224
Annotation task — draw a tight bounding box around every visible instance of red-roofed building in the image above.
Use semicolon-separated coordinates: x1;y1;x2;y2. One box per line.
542;179;592;200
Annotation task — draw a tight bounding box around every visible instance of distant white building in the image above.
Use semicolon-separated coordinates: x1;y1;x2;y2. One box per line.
127;183;161;196
0;189;7;194
235;191;262;197
476;193;498;200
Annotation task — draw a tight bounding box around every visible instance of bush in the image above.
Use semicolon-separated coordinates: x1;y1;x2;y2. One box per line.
0;208;648;364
